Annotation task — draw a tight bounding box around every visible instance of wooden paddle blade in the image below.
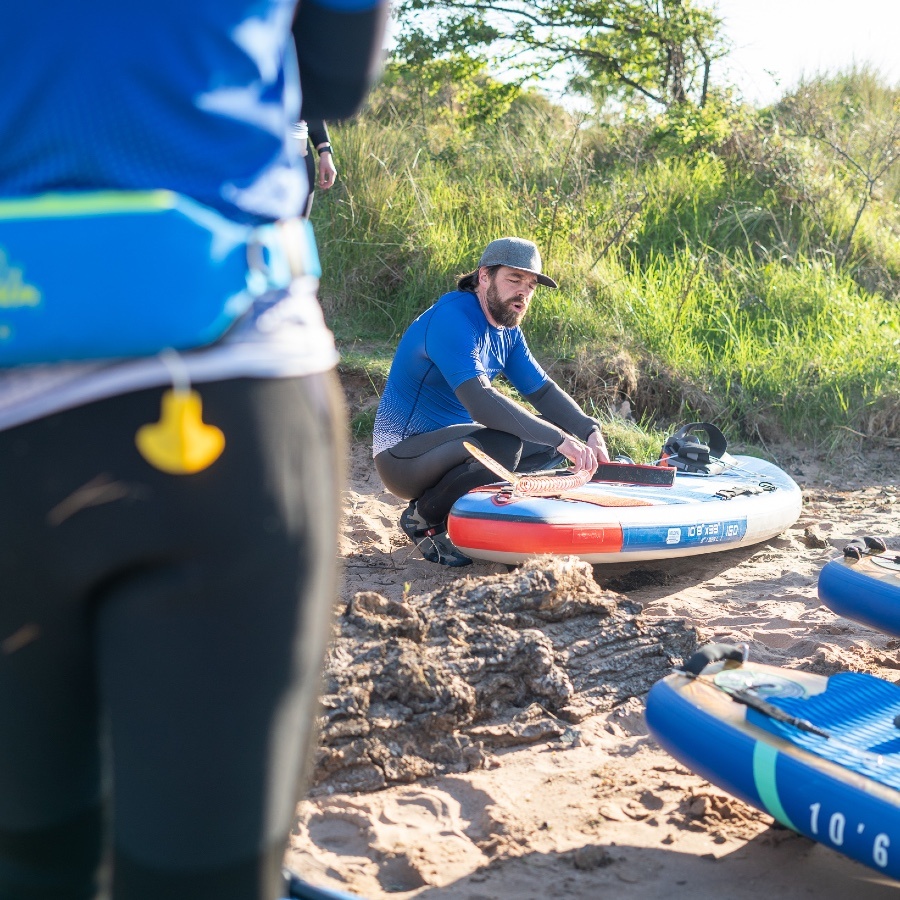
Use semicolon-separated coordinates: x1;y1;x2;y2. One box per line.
463;440;518;485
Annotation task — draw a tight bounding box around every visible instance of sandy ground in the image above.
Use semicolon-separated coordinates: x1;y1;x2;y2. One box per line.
287;439;900;899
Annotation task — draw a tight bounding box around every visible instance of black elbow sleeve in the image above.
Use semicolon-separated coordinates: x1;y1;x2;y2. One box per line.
293;1;389;121
526;380;600;441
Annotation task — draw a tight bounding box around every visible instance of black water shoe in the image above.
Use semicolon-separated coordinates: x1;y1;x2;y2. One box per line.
399;501;472;567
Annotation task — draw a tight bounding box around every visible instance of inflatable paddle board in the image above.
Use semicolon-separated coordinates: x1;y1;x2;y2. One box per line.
447;454;801;565
646;645;900;881
285;871;361;900
818;544;900;638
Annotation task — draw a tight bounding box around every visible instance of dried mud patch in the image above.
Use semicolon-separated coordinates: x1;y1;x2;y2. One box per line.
311;556;697;795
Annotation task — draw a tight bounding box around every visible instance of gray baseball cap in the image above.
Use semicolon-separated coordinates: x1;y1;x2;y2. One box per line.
477;237;558;288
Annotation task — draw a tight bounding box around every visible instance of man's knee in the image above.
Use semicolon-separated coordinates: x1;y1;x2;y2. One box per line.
466;429;522;471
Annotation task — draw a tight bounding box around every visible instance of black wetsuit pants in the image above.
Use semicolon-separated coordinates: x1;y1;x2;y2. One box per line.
375;425;561;523
0;374;345;900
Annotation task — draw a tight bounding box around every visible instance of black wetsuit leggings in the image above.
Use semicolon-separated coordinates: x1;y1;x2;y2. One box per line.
374;424;561;523
0;374;345;900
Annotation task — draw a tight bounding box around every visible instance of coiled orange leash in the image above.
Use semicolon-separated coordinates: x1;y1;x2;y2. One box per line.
464;440;592;496
464;441;653;507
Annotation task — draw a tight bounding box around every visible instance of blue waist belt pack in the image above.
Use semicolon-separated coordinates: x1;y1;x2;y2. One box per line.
0;191;321;366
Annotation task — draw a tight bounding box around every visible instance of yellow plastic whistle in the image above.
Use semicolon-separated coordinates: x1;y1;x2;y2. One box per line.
135;388;225;474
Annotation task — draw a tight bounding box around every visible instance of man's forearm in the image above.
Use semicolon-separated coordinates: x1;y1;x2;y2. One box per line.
526;379;601;442
455;378;564;448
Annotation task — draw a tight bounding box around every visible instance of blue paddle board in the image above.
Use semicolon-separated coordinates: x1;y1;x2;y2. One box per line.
285;871;362;900
448;454;801;564
646;651;900;881
818;550;900;637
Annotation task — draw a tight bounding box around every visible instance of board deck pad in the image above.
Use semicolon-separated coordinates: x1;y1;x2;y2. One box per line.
872;554;900;573
551;488;653;508
470;484;653;508
743;671;900;789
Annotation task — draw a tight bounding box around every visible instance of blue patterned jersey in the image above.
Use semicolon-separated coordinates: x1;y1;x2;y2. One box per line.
0;1;306;224
0;0;388;425
373;291;550;455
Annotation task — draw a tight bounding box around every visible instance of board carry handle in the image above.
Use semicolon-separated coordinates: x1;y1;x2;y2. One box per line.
659;422;727;473
680;642;747;676
843;535;889;560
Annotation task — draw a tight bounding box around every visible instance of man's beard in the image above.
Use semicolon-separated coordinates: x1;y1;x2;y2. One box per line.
485;282;526;328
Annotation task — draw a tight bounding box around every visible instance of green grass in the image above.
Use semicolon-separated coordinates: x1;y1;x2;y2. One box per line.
319;67;900;450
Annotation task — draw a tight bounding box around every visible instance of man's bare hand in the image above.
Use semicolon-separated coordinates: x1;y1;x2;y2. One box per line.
557;434;599;475
587;429;610;464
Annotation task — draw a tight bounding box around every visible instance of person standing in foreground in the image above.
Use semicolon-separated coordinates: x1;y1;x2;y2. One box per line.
0;1;386;899
373;238;609;566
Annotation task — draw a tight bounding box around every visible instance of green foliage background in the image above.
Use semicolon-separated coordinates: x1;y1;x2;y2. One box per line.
314;66;900;456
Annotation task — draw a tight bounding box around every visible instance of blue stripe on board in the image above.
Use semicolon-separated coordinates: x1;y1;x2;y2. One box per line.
752;742;798;831
622;518;747;551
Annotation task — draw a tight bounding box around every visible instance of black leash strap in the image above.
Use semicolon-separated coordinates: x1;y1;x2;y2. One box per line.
721;686;831;738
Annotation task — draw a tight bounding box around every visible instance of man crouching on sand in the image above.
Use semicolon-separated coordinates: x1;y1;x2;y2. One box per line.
372;237;610;566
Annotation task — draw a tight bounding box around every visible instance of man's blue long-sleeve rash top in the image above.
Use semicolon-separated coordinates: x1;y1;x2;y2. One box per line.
373;291;550;455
